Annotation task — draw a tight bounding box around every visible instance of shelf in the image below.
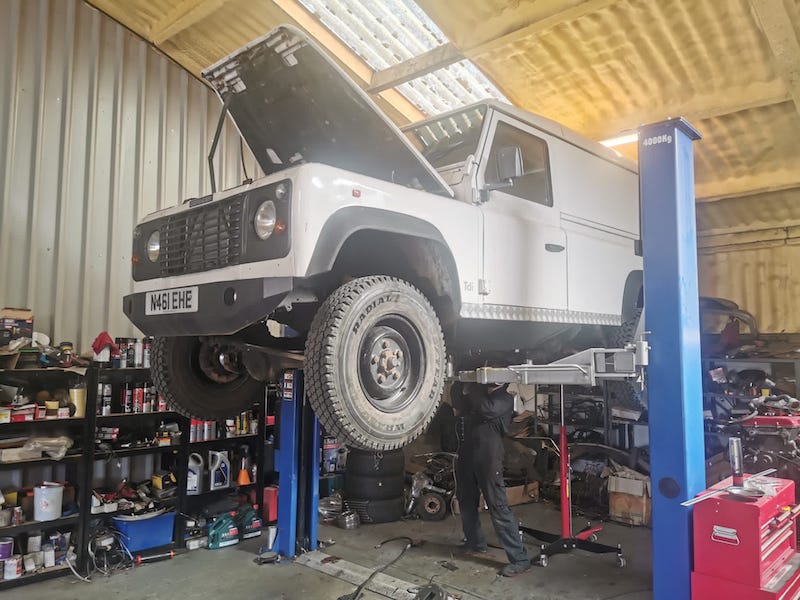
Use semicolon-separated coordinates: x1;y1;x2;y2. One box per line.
97;367;152;380
184;483;256;502
0;417;87;433
94;445;180;460
96;411;178;425
189;433;258;450
0;514;80;536
0;453;82;470
0;564;70;589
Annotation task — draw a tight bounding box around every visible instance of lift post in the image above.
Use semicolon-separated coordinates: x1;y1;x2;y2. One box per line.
274;369;320;558
638;118;705;600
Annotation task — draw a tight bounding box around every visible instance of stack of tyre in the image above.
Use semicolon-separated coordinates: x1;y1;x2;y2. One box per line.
344;448;405;524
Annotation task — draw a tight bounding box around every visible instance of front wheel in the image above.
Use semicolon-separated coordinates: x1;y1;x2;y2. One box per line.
150;336;263;420
305;276;446;450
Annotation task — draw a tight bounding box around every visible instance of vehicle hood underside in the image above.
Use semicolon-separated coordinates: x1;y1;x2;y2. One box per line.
202;25;452;197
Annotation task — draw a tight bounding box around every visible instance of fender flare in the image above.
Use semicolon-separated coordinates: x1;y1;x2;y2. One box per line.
304;206;462;311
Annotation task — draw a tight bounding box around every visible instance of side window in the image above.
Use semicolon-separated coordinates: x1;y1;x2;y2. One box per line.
485;121;552;206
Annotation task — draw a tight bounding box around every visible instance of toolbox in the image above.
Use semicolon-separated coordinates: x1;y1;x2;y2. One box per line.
692;475;800;599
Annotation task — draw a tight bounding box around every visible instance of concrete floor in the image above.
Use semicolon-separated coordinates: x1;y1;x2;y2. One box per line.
21;502;653;600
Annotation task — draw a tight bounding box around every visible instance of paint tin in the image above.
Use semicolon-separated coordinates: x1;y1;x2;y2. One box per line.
3;555;21;580
0;538;13;559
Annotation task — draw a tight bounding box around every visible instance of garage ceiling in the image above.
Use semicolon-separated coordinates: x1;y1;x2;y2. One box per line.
86;0;800;235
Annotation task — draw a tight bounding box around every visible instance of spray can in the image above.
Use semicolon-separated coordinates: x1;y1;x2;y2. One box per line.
134;339;144;368
101;383;113;416
133;384;144;413
143;337;151;368
126;339;136;368
121;383;133;413
189;420;198;443
96;382;104;415
117;338;128;368
157;394;167;412
143;383;153;413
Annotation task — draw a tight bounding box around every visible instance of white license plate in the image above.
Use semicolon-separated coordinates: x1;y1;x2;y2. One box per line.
145;286;199;315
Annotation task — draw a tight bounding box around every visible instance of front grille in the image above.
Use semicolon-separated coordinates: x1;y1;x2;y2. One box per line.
160;197;244;276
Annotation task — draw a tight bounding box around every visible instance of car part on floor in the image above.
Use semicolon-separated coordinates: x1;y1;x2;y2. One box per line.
336;510;361;530
305;276;446;450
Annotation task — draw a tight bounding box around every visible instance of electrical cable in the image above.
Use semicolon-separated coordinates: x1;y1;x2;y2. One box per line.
337;537;414;600
240;139;250;182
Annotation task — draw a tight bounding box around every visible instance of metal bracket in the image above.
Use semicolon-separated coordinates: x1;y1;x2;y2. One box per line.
456;340;649;387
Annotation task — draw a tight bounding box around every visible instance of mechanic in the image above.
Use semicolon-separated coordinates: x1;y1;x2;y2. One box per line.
453;381;531;577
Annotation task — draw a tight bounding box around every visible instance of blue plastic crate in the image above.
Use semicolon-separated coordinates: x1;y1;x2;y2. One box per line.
113;511;175;552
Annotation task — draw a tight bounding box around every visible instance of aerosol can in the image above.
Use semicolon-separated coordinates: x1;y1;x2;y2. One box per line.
187;453;204;495
208;450;230;491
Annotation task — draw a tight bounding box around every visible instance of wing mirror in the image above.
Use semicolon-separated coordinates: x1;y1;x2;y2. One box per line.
481;145;523;200
496;145;523;181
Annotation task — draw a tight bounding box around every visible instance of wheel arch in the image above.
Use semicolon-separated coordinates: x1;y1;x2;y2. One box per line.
305;207;462;328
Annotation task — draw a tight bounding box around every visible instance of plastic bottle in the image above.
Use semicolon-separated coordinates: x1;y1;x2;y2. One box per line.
208;450;230;491
187;453;204;495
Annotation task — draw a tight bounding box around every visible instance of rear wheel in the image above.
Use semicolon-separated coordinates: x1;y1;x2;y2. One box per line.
306;276;446;450
150;336;263;420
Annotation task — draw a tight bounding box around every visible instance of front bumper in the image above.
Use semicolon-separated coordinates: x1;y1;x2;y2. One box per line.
123;277;293;336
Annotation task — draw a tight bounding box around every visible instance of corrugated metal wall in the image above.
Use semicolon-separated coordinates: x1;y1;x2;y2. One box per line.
0;0;260;351
699;240;800;334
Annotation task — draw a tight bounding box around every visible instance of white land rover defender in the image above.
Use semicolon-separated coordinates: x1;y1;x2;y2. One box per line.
124;26;643;450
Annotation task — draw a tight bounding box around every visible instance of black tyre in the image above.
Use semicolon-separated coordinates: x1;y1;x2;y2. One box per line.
306;276;446;450
151;336;262;420
345;473;405;501
347;497;405;524
346;448;405;476
417;491;447;521
607;309;645;410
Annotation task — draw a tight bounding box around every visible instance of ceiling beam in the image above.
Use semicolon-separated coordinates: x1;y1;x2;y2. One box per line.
368;43;463;93
696;181;800;203
272;0;424;123
464;0;619;58
749;0;800;117
149;0;229;45
696;172;800;202
591;86;790;141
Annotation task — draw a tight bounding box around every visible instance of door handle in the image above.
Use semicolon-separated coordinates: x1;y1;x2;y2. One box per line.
545;243;565;253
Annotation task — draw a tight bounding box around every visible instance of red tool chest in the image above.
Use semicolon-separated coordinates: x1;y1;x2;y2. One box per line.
692;476;800;599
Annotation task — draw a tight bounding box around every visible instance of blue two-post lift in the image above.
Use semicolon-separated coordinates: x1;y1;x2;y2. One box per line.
268;118;706;600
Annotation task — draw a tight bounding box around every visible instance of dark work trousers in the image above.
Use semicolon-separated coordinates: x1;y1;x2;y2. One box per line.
456;420;529;565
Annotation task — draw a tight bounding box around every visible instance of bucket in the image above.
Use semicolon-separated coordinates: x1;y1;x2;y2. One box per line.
34;482;64;521
3;555;21;580
0;538;12;559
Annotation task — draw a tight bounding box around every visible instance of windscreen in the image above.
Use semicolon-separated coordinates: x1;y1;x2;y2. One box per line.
405;105;487;169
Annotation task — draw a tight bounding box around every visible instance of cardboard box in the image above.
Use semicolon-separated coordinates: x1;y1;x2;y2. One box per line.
0;447;43;462
608;474;651;526
0;308;34;341
479;481;539;512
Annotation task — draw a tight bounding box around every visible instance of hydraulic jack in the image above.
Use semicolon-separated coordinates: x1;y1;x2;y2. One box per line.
521;386;625;568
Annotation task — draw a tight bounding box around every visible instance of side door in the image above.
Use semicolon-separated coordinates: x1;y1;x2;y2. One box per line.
477;115;567;311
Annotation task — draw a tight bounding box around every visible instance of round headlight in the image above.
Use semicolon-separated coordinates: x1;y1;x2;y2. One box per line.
146;230;160;262
254;200;277;240
274;183;288;200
